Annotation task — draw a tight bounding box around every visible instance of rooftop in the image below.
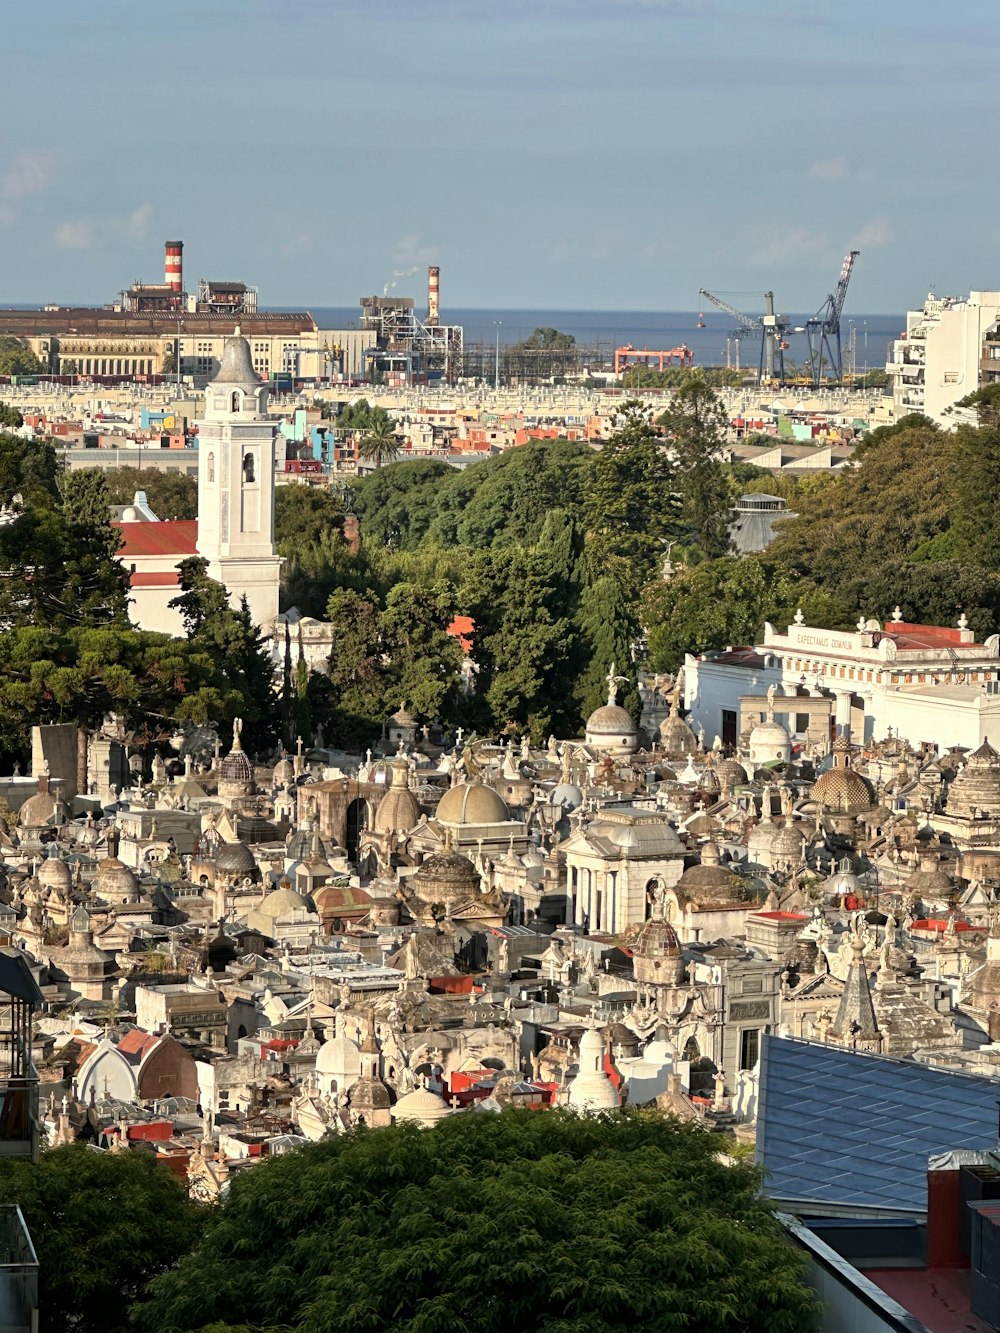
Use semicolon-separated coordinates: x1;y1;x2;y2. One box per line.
116;520;198;559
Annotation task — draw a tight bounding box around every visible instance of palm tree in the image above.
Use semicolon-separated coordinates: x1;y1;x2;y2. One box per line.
358;415;401;468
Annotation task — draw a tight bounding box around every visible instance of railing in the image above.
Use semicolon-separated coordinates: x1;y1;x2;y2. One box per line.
0;1206;38;1333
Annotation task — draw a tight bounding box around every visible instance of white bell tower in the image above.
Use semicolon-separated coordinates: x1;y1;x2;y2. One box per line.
196;328;282;631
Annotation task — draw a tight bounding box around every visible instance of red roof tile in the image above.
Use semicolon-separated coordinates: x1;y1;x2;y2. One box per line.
116;520;198;558
130;571;180;587
117;1030;159;1057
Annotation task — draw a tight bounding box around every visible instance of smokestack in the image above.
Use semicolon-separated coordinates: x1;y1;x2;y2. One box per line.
164;241;183;295
427;265;440;327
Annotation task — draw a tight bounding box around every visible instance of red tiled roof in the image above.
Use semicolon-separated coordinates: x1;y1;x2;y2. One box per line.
116;520;198;558
753;911;810;921
130;571;180;587
883;621;972;650
911;918;979;933
117;1030;159;1058
447;615;475;653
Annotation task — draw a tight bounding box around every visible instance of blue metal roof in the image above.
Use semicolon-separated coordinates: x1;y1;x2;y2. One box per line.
757;1035;1000;1212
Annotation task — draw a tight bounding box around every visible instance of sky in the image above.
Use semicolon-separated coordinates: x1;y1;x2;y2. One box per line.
0;0;995;312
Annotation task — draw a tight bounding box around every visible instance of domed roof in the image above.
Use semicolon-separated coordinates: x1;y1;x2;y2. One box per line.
373;760;420;834
393;1083;452;1124
249;883;311;926
272;755;294;786
678;840;742;899
771;823;806;859
316;1033;359;1076
811;767;873;813
659;708;698;757
349;1074;392;1113
18;786;57;829
436;781;509;826
716;757;749;790
948;740;1000;819
634;916;681;958
313;883;372;915
751;716;791;746
413;850;479;890
550;782;583;811
38;852;72;892
586;703;636;736
810;736;873;813
825;858;860;895
95;855;139;900
211;330;261;393
215;841;256;876
218;719;255;798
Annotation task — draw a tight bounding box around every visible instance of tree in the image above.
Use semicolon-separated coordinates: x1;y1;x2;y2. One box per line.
0;336;42;377
103;467;198;520
0;404;23;429
575;574;640;722
358;413;401;468
136;1109;818;1333
0;1143;199;1333
0;464;130;633
169;558;277;751
658;377;732;560
643;556;849;672
582;401;680;594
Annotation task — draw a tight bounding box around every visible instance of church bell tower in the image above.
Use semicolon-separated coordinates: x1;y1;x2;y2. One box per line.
196;328;282;632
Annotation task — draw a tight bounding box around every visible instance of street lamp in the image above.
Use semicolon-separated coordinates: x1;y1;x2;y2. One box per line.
493;321;502;391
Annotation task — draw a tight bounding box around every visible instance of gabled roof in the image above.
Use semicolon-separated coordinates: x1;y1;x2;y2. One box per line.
757;1035;1000;1212
116;520;198;559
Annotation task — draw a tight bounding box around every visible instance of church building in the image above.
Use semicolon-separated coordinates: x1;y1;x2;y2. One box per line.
115;328;282;638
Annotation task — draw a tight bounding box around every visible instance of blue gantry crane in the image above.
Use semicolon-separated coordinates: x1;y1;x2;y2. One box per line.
804;250;860;386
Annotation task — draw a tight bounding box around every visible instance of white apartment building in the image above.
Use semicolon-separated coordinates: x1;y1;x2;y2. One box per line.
886;290;1000;425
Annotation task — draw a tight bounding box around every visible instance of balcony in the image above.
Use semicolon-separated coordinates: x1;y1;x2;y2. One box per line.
0;1206;38;1333
0;958;43;1162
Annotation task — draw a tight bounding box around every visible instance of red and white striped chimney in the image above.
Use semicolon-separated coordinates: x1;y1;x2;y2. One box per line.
164;240;183;294
427;265;440;326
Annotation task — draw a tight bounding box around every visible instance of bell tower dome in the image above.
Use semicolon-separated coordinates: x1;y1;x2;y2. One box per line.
196;327;281;633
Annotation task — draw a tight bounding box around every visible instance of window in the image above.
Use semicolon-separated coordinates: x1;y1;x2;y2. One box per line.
740;1028;759;1070
230;390;240;413
207;452;215;483
242;452;255;483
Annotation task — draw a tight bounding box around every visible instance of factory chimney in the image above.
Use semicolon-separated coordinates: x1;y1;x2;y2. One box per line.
427;265;440;327
164;240;184;295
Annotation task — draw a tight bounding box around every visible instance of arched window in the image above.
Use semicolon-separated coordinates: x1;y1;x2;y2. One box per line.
242;452;255;483
230;390;240;414
207;452;215;483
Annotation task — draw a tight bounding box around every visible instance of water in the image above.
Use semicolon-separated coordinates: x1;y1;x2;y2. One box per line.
274;305;902;371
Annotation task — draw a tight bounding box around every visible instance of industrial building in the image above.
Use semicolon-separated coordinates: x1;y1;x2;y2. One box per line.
0;241;371;385
359;265;463;385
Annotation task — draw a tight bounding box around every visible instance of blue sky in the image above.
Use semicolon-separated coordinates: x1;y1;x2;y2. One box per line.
0;0;994;311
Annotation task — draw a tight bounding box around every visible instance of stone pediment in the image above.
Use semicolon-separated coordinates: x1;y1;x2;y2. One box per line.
793;974;844;1001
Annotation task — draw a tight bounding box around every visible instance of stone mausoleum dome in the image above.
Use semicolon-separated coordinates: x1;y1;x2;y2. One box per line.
811;735;873;814
436;781;509;826
585;663;638;754
373;759;421;835
218;718;255;803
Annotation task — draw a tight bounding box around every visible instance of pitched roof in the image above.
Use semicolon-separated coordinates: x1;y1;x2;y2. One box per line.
116;520;198;559
757;1035;1000;1211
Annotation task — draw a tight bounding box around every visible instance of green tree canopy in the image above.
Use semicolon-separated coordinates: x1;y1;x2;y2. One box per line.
103;467;198;520
658;377;733;560
137;1109;817;1333
0;1143;198;1333
0;337;42;377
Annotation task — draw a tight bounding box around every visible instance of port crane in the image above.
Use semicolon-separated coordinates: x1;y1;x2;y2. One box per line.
698;288;796;384
804;250;860;386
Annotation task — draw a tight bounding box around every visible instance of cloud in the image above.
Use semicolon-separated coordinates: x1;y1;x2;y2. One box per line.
851;217;893;249
0;150;52;227
393;233;438;267
124;202;153;240
752;227;828;268
808;156;847;181
54;219;93;250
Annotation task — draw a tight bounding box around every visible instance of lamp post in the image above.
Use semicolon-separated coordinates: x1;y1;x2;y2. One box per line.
493;321;501;391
